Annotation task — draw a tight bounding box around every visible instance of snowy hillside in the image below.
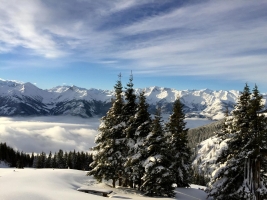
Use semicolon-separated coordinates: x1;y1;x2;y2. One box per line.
0;168;211;200
192;135;228;182
188;119;224;149
1;78;266;119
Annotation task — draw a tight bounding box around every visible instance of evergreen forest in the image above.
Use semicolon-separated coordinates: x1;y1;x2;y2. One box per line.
0;143;93;170
88;74;191;197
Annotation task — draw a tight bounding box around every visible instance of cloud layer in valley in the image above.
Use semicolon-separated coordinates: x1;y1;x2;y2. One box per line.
0;115;212;154
0;116;99;154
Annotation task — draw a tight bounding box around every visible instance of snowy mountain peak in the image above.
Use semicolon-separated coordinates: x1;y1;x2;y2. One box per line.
0;79;266;119
0;78;23;87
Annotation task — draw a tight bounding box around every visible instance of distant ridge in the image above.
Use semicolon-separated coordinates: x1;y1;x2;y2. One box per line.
0;79;266;119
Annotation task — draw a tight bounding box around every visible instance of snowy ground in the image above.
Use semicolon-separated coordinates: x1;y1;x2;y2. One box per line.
0;168;212;200
0;116;213;154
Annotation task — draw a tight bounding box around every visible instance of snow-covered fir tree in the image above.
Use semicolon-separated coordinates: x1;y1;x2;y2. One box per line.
125;90;152;189
88;74;126;188
207;84;267;200
165;98;191;187
123;73;137;187
141;109;175;197
123;73;137;126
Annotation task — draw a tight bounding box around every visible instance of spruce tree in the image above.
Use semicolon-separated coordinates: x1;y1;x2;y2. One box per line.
247;85;267;200
57;149;65;168
126;90;152;189
165;98;191;187
67;151;73;169
123;73;138;187
208;84;267;200
72;150;77;169
123;72;137;125
88;74;125;188
141;109;175;197
45;151;52;168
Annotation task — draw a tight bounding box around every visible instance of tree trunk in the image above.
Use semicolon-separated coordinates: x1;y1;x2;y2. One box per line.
112;179;116;188
253;158;261;200
118;170;123;186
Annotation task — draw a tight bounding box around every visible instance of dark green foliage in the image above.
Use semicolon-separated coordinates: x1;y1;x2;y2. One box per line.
0;143;92;170
88;74;193;195
126;90;152;189
141;109;175;197
123;73;137;124
37;152;46;168
34;149;93;170
57;149;65;168
123;74;138;187
191;169;209;186
88;74;126;187
51;152;58;168
45;151;52;168
208;84;267;200
165;99;191;187
0;143;33;167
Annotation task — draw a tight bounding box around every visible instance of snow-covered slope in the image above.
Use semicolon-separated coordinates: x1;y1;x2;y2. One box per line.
192;135;229;182
0;79;266;119
0;168;211;200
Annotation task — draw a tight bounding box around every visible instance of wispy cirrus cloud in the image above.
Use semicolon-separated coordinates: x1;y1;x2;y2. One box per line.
0;0;266;87
0;0;66;58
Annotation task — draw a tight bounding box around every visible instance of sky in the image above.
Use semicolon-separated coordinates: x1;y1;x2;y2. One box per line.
0;0;266;92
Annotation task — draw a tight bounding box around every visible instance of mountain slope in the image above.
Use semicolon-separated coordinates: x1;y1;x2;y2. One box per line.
0;79;266;119
188;119;224;150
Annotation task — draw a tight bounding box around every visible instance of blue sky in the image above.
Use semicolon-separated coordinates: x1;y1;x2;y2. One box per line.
0;0;266;92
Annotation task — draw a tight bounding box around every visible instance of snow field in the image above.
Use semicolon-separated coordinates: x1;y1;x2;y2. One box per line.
0;168;211;200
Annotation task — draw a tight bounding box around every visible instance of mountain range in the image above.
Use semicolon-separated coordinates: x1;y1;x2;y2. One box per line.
0;79;266;120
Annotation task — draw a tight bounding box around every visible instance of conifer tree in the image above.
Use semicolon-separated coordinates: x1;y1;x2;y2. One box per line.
208;84;267;200
67;151;73;169
76;152;82;170
88;74;125;188
45;151;52;168
126;90;152;189
123;72;137;125
51;152;58;168
141;109;175;197
57;149;65;168
30;152;34;167
124;73;137;145
123;73;138;187
165;98;191;187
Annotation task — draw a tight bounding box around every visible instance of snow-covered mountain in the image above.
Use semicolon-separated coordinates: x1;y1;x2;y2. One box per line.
0;79;266;119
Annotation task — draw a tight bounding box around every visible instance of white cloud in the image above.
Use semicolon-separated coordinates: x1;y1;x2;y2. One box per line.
0;0;266;85
0;0;65;58
0;116;99;153
110;1;267;83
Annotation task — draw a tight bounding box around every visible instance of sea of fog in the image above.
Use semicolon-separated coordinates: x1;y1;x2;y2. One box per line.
0;116;213;154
